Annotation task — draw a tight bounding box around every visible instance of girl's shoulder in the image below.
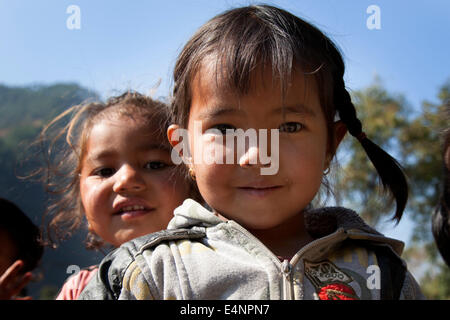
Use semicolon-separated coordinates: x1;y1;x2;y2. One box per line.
77;229;206;299
55;265;99;300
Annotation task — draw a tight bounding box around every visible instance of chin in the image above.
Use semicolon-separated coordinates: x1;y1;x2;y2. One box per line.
235;215;283;231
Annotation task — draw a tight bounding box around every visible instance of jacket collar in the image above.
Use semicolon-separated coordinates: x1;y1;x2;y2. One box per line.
168;199;404;256
304;206;404;256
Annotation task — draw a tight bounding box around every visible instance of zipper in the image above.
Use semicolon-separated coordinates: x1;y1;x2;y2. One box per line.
228;221;347;299
281;259;293;299
227;221;296;300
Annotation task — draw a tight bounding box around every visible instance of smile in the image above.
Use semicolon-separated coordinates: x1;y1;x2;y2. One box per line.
118;205;146;213
113;201;155;221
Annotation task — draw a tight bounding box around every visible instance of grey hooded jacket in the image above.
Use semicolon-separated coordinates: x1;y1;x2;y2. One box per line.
78;199;424;300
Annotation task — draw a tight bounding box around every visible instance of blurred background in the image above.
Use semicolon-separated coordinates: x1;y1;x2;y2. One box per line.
0;0;449;299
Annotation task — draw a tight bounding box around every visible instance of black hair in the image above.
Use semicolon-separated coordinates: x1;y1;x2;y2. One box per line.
172;4;408;222
432;107;450;266
0;198;44;272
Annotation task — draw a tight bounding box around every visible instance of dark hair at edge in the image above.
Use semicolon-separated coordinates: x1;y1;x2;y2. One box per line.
172;4;408;222
432;103;450;266
0;198;44;272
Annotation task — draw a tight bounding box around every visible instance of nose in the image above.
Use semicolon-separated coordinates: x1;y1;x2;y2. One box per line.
238;145;271;168
112;165;146;194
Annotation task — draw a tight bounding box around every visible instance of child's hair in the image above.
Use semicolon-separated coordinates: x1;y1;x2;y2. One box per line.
171;4;408;222
0;198;44;273
35;91;200;249
432;104;450;266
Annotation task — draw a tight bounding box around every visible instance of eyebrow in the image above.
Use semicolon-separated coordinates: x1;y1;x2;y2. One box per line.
87;144;170;162
197;104;316;120
196;106;245;120
272;104;317;117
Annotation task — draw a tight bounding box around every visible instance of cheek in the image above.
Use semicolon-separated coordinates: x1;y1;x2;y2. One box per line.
195;163;231;186
280;138;327;179
80;180;108;220
193;163;234;205
153;173;191;205
189;133;233;188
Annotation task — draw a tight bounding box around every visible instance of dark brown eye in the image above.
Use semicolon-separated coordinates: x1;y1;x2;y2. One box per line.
279;122;303;133
144;161;168;170
94;167;115;177
211;124;236;135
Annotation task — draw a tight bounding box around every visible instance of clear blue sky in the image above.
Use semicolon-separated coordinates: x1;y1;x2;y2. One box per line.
1;0;449;244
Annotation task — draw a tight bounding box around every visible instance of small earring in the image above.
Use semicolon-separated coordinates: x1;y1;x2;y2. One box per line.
323;167;330;175
188;167;196;180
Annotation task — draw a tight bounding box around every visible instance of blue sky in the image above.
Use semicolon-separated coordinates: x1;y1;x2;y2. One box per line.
1;0;449;244
1;0;449;106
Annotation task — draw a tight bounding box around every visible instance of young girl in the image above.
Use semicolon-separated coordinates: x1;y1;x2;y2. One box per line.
79;5;423;300
37;91;198;299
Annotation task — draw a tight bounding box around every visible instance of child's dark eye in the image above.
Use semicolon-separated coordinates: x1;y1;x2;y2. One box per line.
211;124;236;135
279;122;304;133
144;161;168;170
94;168;116;178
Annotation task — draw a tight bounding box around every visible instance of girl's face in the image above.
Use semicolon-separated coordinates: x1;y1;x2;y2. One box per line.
79;114;190;247
173;64;345;231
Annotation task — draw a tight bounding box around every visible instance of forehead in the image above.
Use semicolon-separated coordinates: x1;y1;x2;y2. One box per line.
190;59;320;114
85;116;169;157
91;115;165;137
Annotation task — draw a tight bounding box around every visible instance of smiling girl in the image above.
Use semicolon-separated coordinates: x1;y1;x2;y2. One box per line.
79;5;423;300
37;91;198;299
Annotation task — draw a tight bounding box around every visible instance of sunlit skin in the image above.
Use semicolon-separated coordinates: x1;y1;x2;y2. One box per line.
80;115;191;247
169;63;347;258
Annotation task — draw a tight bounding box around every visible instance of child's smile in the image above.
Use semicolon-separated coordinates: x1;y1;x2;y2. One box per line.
80;116;190;247
183;62;343;234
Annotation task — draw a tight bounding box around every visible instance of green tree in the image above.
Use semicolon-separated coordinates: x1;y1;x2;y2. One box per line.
399;82;449;243
333;78;450;299
0;83;101;299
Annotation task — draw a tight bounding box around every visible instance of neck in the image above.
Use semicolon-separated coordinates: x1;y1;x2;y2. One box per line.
247;213;313;260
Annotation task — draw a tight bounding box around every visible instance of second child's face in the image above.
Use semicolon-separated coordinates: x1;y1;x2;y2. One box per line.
183;64;344;231
80;115;190;247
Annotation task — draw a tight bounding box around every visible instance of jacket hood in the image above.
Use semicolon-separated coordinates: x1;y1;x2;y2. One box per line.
168;199;223;229
168;199;405;255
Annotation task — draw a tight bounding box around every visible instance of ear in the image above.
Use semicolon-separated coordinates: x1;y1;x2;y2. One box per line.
167;124;191;164
167;124;181;149
325;120;347;166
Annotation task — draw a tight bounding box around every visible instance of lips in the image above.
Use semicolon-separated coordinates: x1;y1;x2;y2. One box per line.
113;200;154;220
236;184;282;197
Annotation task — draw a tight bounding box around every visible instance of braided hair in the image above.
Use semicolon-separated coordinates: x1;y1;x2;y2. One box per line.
334;77;408;222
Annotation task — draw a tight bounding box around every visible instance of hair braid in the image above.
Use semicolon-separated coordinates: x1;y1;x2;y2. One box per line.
335;80;363;138
335;79;408;223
